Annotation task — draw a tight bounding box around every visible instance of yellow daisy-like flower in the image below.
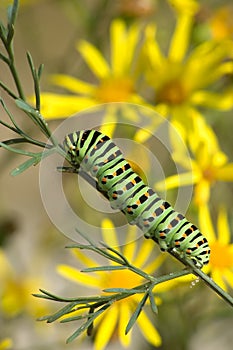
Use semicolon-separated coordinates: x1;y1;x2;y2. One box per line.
199;204;233;291
58;219;180;350
208;5;233;41
155;114;233;206
135;0;233;142
0;338;12;350
40;19;144;119
0;248;48;318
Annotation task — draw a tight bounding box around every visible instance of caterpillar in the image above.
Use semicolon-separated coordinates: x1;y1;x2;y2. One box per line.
63;130;210;268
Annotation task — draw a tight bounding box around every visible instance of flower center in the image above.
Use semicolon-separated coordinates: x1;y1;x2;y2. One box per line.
156;79;188;105
210;242;233;269
101;269;143;290
202;166;216;182
95;77;134;103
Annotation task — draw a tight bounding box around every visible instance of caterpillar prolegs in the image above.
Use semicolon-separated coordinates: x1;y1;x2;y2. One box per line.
63;130;210;268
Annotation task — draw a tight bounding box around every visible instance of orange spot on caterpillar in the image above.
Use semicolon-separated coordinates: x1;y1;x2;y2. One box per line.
159;232;166;238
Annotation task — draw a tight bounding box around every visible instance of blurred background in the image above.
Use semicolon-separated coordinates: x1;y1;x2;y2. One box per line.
0;1;233;349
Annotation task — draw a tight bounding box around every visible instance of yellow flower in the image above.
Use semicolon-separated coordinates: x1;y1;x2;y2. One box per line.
155;114;233;206
57;219;175;350
40;19;144;119
135;0;233;142
198;204;233;291
208;5;233;40
0;248;48;318
0;338;12;350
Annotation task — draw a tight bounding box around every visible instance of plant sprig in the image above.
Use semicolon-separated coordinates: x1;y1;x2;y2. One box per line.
0;0;62;172
0;1;233;346
33;231;191;343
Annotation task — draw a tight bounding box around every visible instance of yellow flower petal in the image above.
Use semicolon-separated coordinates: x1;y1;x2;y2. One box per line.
110;20;127;75
155;171;200;191
0;338;13;350
125;23;142;71
168;11;194;62
72;249;99;268
40;93;97;118
223;269;233;289
122;226;138;261
211;268;227;290
133;239;156;268
101;219;120;251
57;265;101;288
194;180;210;206
144;254;167;275
169;0;199;15
137;309;162;347
99;105;118;138
50;74;95;94
94;305;119;350
198;204;216;243
77;40;110;79
217;208;231;245
119;302;132;347
144;24;164;68
215;163;233;181
190;90;233;110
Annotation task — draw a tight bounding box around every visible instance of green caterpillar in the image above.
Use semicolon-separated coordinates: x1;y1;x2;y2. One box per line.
63;129;210;267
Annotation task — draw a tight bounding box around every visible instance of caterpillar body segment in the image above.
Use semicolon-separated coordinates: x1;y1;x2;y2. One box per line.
63;130;210;268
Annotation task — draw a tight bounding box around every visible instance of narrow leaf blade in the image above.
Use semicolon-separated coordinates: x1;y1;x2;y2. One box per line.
125;293;149;335
149;289;158;314
81;265;127;272
11;157;39;176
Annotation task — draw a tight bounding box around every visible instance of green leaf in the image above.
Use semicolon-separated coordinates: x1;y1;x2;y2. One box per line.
38;63;44;79
15;99;35;113
100;241;129;265
7;0;19;27
6;23;14;45
125;292;149;335
11;157;39;176
66;304;109;343
60;313;89;323
26;51;35;72
81;265;127;272
46;302;78;323
148;289;158;314
0;141;37;157
0;23;7;40
102;288;143;294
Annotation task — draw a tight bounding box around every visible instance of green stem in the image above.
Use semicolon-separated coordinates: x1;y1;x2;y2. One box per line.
185;259;233;307
8;48;25;100
0;80;18;99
